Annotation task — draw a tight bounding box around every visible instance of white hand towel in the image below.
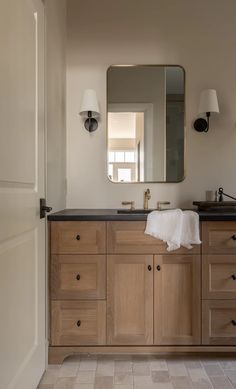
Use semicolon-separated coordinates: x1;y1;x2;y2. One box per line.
145;209;183;251
181;210;201;249
145;209;201;251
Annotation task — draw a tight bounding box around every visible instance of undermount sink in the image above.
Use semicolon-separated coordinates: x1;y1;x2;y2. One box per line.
117;209;154;214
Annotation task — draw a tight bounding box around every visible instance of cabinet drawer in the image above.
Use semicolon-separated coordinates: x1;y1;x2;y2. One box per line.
51;300;106;345
51;255;106;300
202;222;236;254
202;300;236;345
203;255;236;299
51;221;106;254
107;221;200;254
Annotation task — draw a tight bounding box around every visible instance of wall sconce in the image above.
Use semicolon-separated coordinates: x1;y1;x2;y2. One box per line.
193;89;219;132
79;89;100;132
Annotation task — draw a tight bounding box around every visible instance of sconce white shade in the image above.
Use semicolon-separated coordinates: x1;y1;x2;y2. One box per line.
79;89;100;117
198;89;219;114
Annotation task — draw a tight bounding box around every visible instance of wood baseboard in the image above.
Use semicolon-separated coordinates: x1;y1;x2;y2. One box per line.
49;345;236;364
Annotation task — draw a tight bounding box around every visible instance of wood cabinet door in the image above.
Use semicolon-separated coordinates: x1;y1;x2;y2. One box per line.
154;255;201;345
107;255;153;345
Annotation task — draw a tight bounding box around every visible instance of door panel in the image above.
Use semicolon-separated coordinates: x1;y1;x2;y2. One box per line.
0;1;45;389
154;255;201;345
107;255;153;345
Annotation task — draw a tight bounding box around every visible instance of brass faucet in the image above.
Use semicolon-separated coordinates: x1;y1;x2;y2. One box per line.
144;188;151;210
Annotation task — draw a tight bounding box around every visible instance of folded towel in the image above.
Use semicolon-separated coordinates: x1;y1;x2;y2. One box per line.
181;210;201;249
145;209;201;251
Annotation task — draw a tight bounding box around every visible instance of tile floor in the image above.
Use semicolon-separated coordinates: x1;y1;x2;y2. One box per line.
38;354;236;389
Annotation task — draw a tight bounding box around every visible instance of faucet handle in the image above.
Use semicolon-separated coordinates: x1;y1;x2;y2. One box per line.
157;201;170;211
121;201;135;210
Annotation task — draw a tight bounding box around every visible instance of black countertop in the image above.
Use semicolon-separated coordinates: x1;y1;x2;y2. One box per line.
48;209;236;222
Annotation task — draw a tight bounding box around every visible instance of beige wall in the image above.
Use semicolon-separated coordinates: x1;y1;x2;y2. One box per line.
45;0;67;212
66;0;236;209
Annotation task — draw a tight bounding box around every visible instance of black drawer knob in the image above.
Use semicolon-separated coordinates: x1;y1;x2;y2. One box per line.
232;320;236;326
157;265;161;271
232;275;236;280
148;265;152;271
77;320;81;327
76;274;80;281
76;235;81;241
232;235;236;241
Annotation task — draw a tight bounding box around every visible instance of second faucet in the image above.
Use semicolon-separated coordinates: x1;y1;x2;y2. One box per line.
144;188;151;210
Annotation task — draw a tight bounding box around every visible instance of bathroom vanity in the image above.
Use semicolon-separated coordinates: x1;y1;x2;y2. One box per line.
48;210;236;363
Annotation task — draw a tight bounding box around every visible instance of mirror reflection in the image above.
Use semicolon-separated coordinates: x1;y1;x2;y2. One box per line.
107;65;185;183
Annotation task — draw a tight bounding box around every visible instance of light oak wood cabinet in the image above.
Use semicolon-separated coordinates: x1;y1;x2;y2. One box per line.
49;219;236;363
107;255;153;345
154;255;201;345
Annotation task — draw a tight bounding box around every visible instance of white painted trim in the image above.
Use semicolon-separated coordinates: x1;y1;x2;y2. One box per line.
108;103;154;181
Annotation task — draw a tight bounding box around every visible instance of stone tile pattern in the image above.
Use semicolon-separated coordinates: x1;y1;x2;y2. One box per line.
38;355;236;389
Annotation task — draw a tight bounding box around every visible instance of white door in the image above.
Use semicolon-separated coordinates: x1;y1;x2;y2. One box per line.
0;1;46;388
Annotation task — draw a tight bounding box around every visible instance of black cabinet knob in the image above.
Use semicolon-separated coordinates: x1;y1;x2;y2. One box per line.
232;320;236;326
232;275;236;280
76;235;80;241
156;265;161;271
148;265;152;271
77;320;81;327
76;274;80;281
232;235;236;241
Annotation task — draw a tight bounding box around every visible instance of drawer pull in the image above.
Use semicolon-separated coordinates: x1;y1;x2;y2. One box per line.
76;235;81;241
232;235;236;241
76;273;80;281
77;320;81;327
232;320;236;326
232;275;236;280
156;265;161;271
147;265;152;271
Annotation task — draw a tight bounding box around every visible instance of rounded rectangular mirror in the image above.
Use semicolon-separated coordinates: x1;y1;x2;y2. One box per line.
107;65;185;183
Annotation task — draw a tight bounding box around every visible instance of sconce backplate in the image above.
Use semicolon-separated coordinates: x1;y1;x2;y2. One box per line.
84;118;98;132
193;118;208;132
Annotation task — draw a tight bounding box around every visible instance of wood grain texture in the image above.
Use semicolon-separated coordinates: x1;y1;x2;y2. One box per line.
107;221;200;254
154;255;201;345
48;345;236;364
202;300;236;345
51;300;106;346
51;255;106;300
202;255;236;299
107;254;153;345
51;221;106;254
202;221;236;254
